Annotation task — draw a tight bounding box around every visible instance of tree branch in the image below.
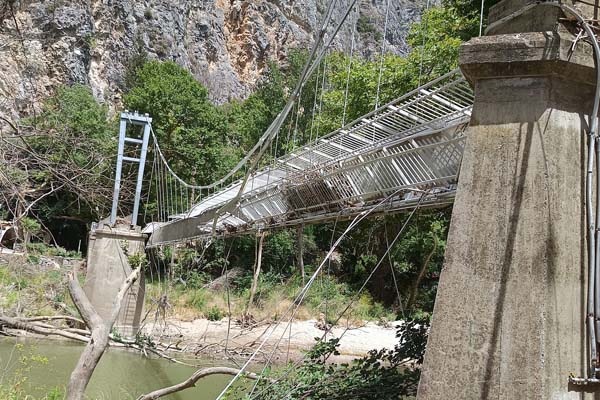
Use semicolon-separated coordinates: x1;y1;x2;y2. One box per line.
67;270;102;329
137;367;265;400
0;316;89;342
406;235;438;310
21;315;84;325
0;116;18;134
108;267;141;325
66;266;140;400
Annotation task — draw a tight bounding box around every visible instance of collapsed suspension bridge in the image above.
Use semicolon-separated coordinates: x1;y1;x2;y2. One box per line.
102;66;475;400
139;68;473;247
99;1;479;395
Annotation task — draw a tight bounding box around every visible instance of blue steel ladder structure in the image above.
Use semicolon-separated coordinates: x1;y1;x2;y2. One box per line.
110;111;152;227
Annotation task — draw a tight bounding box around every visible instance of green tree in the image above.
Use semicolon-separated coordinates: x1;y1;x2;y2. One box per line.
125;61;238;186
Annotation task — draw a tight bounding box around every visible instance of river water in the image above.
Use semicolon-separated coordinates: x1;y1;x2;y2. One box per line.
0;338;233;399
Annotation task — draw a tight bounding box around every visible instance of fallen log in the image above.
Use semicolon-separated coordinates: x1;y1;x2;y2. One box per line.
0;315;89;342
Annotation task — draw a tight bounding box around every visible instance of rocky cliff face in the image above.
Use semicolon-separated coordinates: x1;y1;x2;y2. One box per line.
0;0;424;124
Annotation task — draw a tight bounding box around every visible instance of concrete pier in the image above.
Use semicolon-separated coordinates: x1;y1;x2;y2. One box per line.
418;1;598;398
83;222;145;337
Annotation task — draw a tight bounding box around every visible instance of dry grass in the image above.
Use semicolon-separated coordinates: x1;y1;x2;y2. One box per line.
144;273;396;326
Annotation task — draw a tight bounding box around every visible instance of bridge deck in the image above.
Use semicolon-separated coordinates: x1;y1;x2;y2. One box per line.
146;69;474;246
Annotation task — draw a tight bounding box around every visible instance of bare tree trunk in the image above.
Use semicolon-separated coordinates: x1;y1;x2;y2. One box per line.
66;267;140;400
246;232;265;314
406;235;438;311
137;367;265;400
297;225;305;284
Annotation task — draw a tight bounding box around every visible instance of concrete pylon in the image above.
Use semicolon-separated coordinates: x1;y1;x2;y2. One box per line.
417;1;599;398
83;222;146;338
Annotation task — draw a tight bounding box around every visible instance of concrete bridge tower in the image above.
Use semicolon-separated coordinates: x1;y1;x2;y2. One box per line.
83;112;151;338
418;0;599;398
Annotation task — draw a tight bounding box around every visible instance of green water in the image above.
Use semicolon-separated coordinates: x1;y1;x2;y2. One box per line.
0;338;233;399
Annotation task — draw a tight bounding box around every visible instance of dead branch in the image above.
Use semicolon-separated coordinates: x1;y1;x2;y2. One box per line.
0;116;18;133
0;315;89;342
20;315;84;324
0;315;210;368
137;367;265;400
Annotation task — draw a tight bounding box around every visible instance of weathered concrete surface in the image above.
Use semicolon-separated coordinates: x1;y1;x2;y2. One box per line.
417;0;598;398
83;223;145;337
418;76;590;399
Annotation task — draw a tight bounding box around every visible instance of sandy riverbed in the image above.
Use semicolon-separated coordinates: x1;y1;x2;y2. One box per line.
145;317;401;364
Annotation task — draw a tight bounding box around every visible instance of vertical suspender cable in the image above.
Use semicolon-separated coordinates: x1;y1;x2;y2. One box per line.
312;52;328;165
417;0;431;88
292;87;303;147
342;7;358;127
374;0;391;110
162;160;168;221
155;145;164;222
179;182;184;215
308;61;322;147
169;172;174;217
142;148;156;224
479;0;486;37
164;162;170;220
156;158;162;221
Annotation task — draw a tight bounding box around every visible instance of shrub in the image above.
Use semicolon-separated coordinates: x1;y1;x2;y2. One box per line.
236;319;430;400
46;246;68;257
206;306;223;321
66;250;82;259
27;254;40;264
127;253;147;269
26;242;49;254
21;217;41;245
26;243;81;259
186;270;208;289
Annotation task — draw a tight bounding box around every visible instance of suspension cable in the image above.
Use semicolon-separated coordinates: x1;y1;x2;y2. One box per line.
341;7;358;127
374;0;391;110
148;0;341;192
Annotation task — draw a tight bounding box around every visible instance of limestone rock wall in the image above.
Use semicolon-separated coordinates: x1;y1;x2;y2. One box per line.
0;0;424;124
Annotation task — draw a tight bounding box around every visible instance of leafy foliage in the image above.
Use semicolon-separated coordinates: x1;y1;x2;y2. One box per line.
0;341;63;400
1;0;505;397
230;318;430;400
124;61;239;186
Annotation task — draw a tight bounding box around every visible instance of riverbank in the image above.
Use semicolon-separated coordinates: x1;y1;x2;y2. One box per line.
143;316;400;365
0;252;401;366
